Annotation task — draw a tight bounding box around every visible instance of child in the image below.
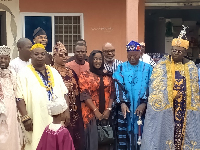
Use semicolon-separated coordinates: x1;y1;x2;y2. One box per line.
37;96;75;150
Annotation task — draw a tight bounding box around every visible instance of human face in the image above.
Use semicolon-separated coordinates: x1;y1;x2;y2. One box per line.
34;35;48;47
171;46;186;62
54;49;68;66
93;53;103;69
31;48;46;67
140;45;145;54
102;46;115;62
74;45;87;62
0;55;10;69
127;51;141;65
19;40;32;61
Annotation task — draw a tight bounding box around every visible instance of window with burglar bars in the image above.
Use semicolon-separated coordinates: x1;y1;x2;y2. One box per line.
55;16;81;53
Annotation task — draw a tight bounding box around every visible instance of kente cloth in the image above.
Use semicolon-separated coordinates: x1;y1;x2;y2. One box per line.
79;70;113;127
53;65;85;150
65;60;89;77
113;61;152;150
36;124;75;150
9;57;31;73
15;65;68;150
0;69;20;150
104;59;122;73
141;56;200;150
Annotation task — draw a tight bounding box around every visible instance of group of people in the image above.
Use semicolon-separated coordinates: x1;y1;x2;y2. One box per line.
0;25;199;150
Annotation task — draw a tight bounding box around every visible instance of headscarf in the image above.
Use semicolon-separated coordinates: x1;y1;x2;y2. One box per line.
53;41;67;56
33;27;46;38
89;50;105;113
0;45;11;56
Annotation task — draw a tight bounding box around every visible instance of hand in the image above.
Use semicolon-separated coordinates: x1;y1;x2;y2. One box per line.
121;103;130;119
94;110;103;120
23;119;33;132
135;103;147;116
102;109;110;119
64;109;70;127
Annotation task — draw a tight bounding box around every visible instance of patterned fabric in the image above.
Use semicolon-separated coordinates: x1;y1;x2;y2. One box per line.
126;41;141;51
140;54;156;67
113;61;152;150
104;59;122;73
79;70;113;127
54;65;84;150
0;45;11;56
141;56;200;150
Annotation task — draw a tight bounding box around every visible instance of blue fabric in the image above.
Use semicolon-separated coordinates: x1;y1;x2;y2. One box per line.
113;61;152;134
198;68;200;91
126;41;141;52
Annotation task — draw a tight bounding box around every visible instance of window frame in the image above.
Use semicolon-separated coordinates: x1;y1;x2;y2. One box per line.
20;12;84;56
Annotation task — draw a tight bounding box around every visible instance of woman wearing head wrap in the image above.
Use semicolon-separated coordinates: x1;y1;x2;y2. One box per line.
79;50;114;150
53;42;84;150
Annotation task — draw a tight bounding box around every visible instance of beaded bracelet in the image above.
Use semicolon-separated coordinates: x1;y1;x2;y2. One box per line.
21;115;31;123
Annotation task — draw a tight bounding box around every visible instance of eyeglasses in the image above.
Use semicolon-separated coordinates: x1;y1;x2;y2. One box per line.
58;53;68;58
103;49;115;54
171;49;183;54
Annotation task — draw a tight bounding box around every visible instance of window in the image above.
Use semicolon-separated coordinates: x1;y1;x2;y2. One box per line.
21;13;84;55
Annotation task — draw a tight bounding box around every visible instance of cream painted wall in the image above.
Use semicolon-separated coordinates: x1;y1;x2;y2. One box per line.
0;0;21;59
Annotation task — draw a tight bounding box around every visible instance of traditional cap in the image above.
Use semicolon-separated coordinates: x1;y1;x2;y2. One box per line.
0;45;11;56
172;25;189;49
139;42;145;46
31;43;45;51
47;95;68;116
126;41;141;51
33;27;46;38
53;41;67;55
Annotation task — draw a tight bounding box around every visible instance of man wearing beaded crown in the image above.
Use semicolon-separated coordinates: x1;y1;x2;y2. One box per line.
16;43;69;150
113;41;152;150
141;25;200;150
0;45;20;150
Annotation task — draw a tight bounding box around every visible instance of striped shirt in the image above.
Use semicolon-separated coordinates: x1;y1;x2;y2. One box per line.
104;59;123;73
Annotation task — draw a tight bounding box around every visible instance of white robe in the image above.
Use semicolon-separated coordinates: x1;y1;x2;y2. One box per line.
16;65;68;150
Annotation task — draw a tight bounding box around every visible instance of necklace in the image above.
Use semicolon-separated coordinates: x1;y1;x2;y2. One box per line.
28;64;55;92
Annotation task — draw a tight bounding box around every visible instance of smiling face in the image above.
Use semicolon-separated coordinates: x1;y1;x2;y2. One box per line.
171;46;186;62
34;35;48;47
93;53;103;69
127;51;141;65
54;48;68;66
102;43;115;62
0;55;10;69
31;48;46;67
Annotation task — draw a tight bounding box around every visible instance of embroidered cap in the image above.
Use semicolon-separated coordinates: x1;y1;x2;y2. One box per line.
47;95;68;116
126;41;141;52
33;27;46;38
0;45;11;56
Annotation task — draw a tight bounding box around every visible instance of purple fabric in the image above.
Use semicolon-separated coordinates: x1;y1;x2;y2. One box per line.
37;126;75;150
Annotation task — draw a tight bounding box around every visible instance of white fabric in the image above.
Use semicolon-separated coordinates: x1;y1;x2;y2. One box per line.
48;123;62;131
16;66;68;150
9;57;31;74
140;54;156;67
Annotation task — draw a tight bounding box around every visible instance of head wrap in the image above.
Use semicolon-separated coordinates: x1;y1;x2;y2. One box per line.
0;45;11;56
31;43;45;51
139;42;145;46
47;95;68;116
53;41;67;56
33;27;46;38
172;25;189;49
126;41;141;51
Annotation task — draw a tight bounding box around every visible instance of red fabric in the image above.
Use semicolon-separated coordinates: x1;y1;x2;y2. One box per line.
37;126;75;150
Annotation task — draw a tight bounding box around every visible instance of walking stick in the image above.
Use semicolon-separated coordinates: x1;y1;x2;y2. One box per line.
137;116;142;145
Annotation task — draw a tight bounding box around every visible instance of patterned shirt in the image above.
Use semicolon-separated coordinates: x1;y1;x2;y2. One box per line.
104;59;123;73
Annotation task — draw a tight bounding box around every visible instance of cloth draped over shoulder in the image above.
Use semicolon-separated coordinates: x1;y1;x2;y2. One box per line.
141;55;200;150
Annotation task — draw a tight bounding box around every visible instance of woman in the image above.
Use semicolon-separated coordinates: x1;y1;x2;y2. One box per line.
53;42;84;150
79;50;114;150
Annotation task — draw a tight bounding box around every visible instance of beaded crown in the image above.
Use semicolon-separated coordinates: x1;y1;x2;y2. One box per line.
171;25;189;50
31;43;45;51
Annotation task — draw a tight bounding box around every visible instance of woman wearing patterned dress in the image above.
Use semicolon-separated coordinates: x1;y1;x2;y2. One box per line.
79;50;114;150
53;42;84;150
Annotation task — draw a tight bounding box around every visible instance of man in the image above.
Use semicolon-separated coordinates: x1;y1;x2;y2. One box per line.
113;41;152;150
102;42;122;73
139;42;156;67
0;45;20;150
65;42;89;77
33;27;53;66
16;43;69;150
67;39;89;63
141;27;200;149
9;38;32;73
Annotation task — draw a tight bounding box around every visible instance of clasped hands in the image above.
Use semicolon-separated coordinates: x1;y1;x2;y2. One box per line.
94;109;110;120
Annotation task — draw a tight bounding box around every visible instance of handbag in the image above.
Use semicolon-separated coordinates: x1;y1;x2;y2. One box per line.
97;119;114;145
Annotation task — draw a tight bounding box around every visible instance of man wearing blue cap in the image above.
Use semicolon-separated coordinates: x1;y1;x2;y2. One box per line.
113;41;153;150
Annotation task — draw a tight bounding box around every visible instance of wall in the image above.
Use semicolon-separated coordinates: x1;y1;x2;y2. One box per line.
0;0;21;59
19;0;127;61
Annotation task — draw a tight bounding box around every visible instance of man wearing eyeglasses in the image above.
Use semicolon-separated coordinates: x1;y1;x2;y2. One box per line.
102;42;122;73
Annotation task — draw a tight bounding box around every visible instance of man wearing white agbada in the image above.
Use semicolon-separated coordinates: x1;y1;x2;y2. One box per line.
16;43;69;150
0;45;20;150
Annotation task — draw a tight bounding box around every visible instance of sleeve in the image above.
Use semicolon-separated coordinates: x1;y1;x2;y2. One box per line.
79;72;91;102
63;131;75;150
15;72;27;101
36;130;46;150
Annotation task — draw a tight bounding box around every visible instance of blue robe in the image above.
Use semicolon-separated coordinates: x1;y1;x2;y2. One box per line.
113;61;152;150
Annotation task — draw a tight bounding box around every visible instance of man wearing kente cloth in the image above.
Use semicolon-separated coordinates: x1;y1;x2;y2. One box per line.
16;44;69;150
141;26;200;150
113;41;152;150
